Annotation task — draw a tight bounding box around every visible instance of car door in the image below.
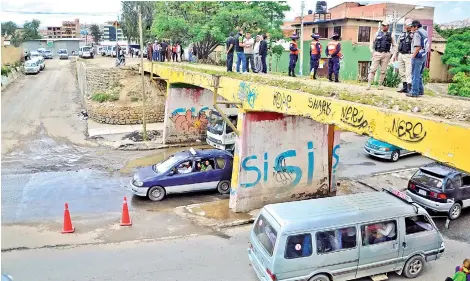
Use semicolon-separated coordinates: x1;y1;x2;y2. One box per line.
400;215;440;262
191;158;220;191
459;174;470;208
356;219;401;279
157;160;195;194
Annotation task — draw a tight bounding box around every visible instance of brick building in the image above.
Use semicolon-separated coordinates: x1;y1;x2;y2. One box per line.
46;19;80;39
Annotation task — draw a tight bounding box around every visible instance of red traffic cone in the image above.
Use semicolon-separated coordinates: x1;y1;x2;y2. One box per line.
62;203;75;234
120;197;132;226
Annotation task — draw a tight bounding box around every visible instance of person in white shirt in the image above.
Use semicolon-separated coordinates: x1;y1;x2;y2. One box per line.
243;32;256;73
376;222;396;243
253;35;262;73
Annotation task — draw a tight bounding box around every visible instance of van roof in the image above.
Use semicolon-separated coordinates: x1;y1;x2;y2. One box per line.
264;191;422;232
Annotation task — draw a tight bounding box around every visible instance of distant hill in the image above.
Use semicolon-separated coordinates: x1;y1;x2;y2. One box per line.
439;18;470;29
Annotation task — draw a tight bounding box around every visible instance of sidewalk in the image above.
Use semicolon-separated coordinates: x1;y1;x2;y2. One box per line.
87;119;164;138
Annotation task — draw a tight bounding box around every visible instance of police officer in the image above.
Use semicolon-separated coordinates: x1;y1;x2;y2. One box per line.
310;33;322;79
393;19;414;93
366;20;397;90
288;34;300;77
326;33;342;82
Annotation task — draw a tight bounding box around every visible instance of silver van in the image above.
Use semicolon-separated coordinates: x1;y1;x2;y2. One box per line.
248;188;445;281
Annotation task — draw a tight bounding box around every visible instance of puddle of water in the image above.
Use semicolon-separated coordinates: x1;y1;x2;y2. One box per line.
119;144;211;174
189;200;251;221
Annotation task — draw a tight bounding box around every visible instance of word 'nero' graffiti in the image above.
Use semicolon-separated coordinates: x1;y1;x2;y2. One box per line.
308;97;331;116
390;118;427;142
273;91;291;111
236;82;257;108
170;107;211;134
340;106;368;128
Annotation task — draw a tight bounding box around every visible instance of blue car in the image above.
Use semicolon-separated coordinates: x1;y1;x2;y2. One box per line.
364;138;415;162
130;148;233;201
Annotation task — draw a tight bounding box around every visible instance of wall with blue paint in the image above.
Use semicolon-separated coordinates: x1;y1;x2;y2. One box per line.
229;112;330;212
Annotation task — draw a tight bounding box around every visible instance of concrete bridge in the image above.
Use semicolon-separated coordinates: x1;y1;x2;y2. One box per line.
142;62;470;212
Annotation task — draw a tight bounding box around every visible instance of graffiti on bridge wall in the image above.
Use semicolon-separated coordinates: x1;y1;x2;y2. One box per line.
388;117;427;143
170;107;212;134
236;82;257;108
240;141;315;189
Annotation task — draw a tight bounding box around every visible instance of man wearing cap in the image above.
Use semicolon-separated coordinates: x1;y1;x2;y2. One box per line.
288;34;300;77
226;32;235;72
326;33;342;82
394;19;414;93
366;20;397;90
407;20;429;97
310;33;322;79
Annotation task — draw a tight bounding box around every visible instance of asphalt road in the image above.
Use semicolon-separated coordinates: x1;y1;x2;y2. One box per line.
2;225;468;281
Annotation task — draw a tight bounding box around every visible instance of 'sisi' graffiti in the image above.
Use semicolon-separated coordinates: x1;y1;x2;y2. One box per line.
240;142;315;189
389;118;427;142
170;107;211;134
236;82;257;108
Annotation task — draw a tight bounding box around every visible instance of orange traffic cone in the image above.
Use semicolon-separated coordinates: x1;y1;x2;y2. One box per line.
120;196;132;226
62;203;75;234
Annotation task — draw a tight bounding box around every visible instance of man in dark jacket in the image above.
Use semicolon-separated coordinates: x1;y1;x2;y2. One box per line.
160;40;167;62
259;34;268;74
226;32;235;72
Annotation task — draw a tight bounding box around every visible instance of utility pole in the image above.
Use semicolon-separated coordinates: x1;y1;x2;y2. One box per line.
299;0;305;76
138;4;148;141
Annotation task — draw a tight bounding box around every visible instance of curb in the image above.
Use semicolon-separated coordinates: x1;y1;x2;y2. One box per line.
93;138;204;151
368;167;419;177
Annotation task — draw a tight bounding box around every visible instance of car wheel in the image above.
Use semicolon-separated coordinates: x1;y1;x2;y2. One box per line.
403;255;425;278
308;274;330;281
217;180;231;195
148;186;166;201
391;150;400;162
448;203;462;220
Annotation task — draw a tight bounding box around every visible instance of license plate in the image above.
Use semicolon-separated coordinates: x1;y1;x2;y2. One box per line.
418;189;427;196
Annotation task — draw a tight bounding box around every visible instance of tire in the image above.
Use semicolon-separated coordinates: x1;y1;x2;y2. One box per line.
448;202;462;220
308;274;330;281
403;255;425;278
217;180;231;194
391;150;400;162
147;186;166;201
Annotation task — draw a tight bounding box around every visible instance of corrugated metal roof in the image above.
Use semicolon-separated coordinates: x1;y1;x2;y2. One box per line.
432;28;447;43
291;17;381;27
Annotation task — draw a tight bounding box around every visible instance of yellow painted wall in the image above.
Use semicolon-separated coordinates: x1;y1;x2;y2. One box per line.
1;38;23;65
144;63;470;173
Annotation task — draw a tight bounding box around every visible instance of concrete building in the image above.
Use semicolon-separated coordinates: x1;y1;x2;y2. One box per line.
46;19;80;39
102;22;127;42
284;2;435;79
429;28;452;83
22;39;84;56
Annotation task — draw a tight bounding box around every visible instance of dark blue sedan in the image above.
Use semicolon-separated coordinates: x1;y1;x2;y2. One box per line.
130;148;233;201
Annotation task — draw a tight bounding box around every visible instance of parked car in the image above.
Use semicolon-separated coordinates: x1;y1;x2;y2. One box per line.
407;162;470;220
43;50;53;59
37;48;47;56
130;148;233;201
78;46;94;59
249;187;444;281
30;50;41;58
364;137;416;162
58;49;69;59
24;59;41;74
30;56;45;70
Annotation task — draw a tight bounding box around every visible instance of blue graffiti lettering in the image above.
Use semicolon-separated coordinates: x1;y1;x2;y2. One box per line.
332;144;340;170
273;150;302;187
240;155;262;188
236;82;257;108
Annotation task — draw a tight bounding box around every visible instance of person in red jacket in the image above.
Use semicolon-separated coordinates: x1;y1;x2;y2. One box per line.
310;33;322;79
288;34;300;77
326;33;342;82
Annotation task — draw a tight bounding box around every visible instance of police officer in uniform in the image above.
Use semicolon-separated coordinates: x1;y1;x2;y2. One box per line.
288;34;299;77
366;20;396;90
394;19;414;93
310;33;322;79
326;33;342;82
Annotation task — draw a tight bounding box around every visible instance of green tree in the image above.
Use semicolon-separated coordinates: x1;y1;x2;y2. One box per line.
441;31;470;74
121;1;155;43
1;21;18;36
448;72;470;97
10;32;23;47
89;24;102;44
271;44;284;72
22;19;42;40
434;24;470;39
151;1;288;59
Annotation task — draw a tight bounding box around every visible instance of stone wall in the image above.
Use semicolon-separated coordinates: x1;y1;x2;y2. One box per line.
85;67;126;97
1;67;23;90
85;100;165;124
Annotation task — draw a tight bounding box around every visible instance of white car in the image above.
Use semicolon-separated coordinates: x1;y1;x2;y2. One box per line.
30;55;45;70
24;60;40;74
58;49;69;59
79;46;94;59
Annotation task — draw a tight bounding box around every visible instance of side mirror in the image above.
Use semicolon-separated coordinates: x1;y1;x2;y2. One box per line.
169;168;176;175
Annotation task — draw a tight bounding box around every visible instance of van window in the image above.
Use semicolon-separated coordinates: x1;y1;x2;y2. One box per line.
405;215;434;235
285;234;312;259
254;215;277;256
216;157;226;169
316;227;357;254
361;220;397;246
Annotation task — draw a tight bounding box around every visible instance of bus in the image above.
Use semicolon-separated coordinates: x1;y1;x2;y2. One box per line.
206;108;238;153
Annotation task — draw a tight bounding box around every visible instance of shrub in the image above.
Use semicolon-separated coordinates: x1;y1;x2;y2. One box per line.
422;68;430;85
91;92;119;103
448;72;470;97
382;65;400;88
1;65;12;76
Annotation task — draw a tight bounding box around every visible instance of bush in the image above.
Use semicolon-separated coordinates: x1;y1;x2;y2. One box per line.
448;72;470;97
1;65;12;76
422;68;430;85
382;65;400;88
91;92;119;103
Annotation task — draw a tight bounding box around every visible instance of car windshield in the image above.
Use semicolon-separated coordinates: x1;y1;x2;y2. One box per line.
208;112;225;135
253;214;278;256
153;153;188;174
83;47;91;51
58;50;67;54
412;169;444;189
45;51;51;53
25;61;35;67
31;52;39;56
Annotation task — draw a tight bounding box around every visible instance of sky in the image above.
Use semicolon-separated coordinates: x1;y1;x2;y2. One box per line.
1;0;469;28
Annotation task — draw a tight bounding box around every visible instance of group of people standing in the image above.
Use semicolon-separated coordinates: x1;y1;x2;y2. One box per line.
146;40;185;63
225;28;269;74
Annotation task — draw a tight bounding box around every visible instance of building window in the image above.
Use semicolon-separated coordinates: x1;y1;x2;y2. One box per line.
318;27;328;38
295;28;301;36
358;26;371;42
312;27;317;34
422;25;428;31
333;26;342;37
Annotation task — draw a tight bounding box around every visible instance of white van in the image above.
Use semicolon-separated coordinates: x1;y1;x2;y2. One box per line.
24;59;41;74
248;188;445;281
79;46;94;59
30;56;45;71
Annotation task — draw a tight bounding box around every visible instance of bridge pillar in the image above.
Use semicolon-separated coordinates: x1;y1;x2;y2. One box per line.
229;111;340;212
163;85;214;144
